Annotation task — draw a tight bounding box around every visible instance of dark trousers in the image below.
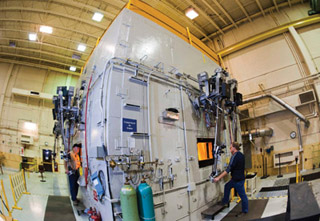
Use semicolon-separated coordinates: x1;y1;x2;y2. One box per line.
68;170;79;201
222;179;248;213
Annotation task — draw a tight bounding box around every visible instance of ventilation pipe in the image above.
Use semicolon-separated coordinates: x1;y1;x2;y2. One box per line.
243;94;310;128
241;127;273;138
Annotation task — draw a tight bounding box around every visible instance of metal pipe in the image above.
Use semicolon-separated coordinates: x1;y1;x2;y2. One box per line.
179;85;192;220
296;118;305;171
147;71;156;162
296;118;303;151
241;127;273;138
243;94;310;127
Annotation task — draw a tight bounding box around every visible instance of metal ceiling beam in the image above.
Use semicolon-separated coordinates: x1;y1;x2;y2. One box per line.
0;58;80;76
217;15;320;57
273;0;280;12
235;0;253;22
0;18;100;40
0;45;85;64
255;0;266;17
0;37;90;56
100;0;126;10
52;0;115;20
288;0;292;7
0;28;95;50
0;52;82;68
153;0;213;42
203;0;306;41
184;0;224;34
212;0;238;28
199;0;228;25
0;7;107;30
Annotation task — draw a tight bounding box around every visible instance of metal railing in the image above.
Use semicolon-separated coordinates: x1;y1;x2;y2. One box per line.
9;169;30;212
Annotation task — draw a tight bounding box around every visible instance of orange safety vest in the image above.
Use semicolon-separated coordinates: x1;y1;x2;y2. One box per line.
70;152;81;170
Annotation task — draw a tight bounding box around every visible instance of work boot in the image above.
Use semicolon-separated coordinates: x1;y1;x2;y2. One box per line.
235;212;247;217
73;200;79;206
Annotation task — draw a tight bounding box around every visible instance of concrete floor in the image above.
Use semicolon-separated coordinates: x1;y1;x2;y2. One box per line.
0;168;87;221
0;168;319;221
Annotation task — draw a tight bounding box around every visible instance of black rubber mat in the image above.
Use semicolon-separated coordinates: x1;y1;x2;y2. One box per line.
222;199;268;221
288;182;320;220
289;171;320;184
259;185;288;192
44;196;75;221
255;213;287;221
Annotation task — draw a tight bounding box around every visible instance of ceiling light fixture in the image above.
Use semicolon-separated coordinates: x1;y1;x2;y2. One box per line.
77;44;86;52
185;8;199;20
92;12;104;22
69;66;76;72
28;33;37;41
39;25;53;34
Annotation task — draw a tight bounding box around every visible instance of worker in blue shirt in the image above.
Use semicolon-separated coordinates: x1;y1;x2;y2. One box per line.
213;142;248;217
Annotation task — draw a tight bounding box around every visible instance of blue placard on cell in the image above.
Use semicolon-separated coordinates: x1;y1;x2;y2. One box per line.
122;118;137;132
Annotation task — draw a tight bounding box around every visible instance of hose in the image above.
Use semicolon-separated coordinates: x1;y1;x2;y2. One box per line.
84;75;93;186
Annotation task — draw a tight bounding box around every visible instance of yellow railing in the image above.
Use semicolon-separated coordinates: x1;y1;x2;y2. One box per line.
0;180;11;217
9;169;30;212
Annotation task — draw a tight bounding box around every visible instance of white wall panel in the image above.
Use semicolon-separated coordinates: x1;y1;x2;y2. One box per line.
299;23;320;72
0;63;11;90
227;35;301;94
14;66;47;91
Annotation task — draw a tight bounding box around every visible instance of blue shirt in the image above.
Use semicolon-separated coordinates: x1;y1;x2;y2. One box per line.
226;151;245;181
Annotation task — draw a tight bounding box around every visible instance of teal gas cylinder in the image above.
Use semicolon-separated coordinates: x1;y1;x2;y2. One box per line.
137;179;155;221
120;180;139;221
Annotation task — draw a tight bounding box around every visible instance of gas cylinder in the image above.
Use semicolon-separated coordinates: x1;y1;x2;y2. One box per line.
120;179;139;221
137;179;155;221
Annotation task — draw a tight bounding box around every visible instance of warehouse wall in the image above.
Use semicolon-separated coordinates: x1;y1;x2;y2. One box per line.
214;3;320;175
0;62;78;170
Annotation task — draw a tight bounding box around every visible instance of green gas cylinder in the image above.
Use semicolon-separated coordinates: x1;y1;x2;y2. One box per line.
137;179;155;221
120;179;140;221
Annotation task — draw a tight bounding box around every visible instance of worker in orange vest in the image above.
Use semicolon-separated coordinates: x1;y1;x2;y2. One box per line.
64;143;81;206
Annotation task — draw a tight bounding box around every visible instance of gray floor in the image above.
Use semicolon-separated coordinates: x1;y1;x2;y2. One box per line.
0;168;87;221
1;168;320;221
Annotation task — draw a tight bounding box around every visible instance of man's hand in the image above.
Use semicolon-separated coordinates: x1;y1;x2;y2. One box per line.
213;177;220;183
65;170;69;174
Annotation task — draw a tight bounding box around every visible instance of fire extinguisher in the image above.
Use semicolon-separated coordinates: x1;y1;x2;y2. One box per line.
84;207;101;221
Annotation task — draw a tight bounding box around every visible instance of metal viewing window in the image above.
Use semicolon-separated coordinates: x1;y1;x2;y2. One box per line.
197;138;214;168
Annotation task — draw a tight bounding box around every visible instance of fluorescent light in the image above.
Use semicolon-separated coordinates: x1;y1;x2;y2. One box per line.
92;12;104;22
39;25;53;34
29;33;37;41
185;8;199;20
69;66;76;72
77;44;86;52
24;122;37;131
